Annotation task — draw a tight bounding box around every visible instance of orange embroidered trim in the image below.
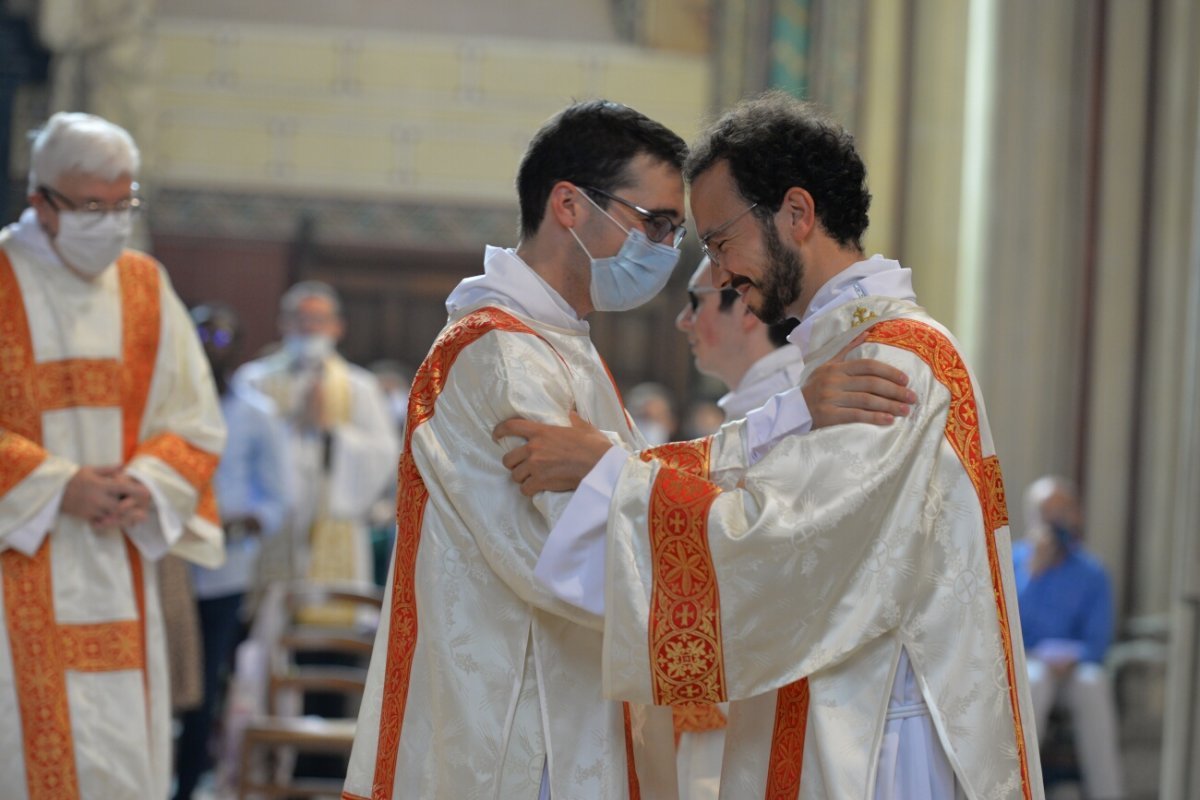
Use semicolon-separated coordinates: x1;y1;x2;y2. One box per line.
117;253;161;461
196;484;220;525
623;701;642;800
865;318;1030;800
981;455;1008;532
373;307;549;799
34;358;122;411
2;542;80;798
0;252;40;443
0;430;47;496
647;466;726;705
59;620;143;672
0;251;156;796
673;701;727;738
135;432;220;491
764;678;810;800
641;436;713;478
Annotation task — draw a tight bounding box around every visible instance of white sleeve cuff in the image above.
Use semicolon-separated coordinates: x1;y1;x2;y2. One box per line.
123;466;184;561
533;444;629;616
743;385;814;466
4;487;65;556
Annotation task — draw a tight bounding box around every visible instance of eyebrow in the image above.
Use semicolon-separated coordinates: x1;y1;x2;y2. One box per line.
644;205;683;222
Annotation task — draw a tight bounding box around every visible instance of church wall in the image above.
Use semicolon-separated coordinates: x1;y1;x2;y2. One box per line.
125;11;711;397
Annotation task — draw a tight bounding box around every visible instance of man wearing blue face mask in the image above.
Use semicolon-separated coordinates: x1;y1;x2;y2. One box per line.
0;111;226;798
234;281;398;625
342;100;912;800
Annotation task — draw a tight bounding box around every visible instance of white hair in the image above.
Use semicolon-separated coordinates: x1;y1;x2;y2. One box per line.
27;112;140;195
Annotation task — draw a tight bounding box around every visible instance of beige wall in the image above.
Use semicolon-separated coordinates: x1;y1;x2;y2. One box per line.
148;19;710;206
157;0;621;42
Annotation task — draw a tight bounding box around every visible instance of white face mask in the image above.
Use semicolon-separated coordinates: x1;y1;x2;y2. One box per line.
283;333;335;365
570;193;681;312
54;209;132;278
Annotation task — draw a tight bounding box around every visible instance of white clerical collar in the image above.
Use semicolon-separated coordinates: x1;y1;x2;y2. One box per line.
6;207;68;270
444;246;589;333
787;255;915;354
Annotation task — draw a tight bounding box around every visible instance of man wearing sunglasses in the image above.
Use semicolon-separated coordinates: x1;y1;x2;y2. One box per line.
0;112;225;798
499;93;1042;800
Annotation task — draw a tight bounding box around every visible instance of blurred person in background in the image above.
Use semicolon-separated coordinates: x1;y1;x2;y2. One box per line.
1014;475;1124;799
677;255;803;422
626;380;677;445
0;111;225;799
681;399;724;439
235;281;398;624
173;303;291;800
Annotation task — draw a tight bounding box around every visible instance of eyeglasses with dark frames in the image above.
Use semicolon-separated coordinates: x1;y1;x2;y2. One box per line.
39;184;144;219
699;203;759;266
581;185;687;248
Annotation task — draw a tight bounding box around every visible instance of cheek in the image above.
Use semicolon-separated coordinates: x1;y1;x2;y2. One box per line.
693;313;721;348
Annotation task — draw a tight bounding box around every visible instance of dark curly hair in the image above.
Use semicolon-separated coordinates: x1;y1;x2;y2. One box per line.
685;92;870;249
517;100;688;239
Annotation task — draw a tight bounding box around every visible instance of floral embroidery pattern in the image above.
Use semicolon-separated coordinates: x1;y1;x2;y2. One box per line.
647;466;725;706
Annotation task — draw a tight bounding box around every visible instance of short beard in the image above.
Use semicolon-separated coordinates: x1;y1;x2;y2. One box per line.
752;219;804;325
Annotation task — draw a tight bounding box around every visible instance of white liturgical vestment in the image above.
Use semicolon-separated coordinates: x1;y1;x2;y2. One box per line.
540;259;1043;800
0;210;226;800
716;343;805;422
341;247;677;800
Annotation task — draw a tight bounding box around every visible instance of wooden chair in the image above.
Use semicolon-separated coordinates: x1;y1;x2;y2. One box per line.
235;581;383;800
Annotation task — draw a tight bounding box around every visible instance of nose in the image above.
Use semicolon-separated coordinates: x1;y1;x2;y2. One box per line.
675;303;693;332
711;262;735;288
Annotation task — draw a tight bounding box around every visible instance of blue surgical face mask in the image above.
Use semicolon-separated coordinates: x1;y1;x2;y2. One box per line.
569;193;681;312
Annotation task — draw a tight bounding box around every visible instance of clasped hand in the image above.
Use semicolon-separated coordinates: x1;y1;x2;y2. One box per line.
61;465;153;529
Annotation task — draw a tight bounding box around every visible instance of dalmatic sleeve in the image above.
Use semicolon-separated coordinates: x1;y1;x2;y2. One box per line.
125;278;227;565
601;343;952;705
411;330;605;631
0;430;76;550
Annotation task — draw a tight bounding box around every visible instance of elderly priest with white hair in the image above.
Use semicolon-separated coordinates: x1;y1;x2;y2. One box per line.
0;112;226;800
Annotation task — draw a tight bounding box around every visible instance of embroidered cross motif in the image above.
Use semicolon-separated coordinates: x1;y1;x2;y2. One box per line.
851;306;878;327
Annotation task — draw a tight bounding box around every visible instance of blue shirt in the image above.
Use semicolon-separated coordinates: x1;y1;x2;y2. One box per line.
1012;539;1114;665
191;386;292;599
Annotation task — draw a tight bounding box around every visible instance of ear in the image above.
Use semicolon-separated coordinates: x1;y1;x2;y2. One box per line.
547;181;585;230
778;186;816;245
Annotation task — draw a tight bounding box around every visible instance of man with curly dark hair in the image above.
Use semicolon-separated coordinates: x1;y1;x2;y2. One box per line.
500;92;1044;800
